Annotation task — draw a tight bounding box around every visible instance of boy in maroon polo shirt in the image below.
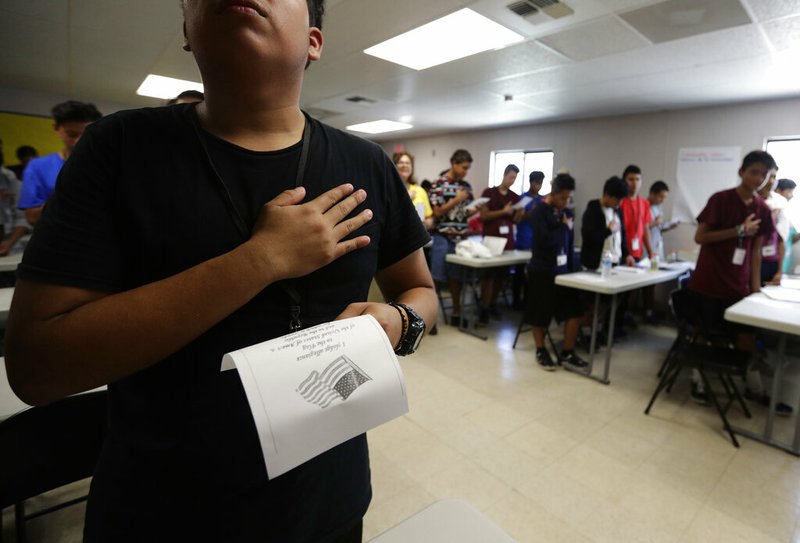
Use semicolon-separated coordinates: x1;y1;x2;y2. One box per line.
686;150;790;413
478;164;522;323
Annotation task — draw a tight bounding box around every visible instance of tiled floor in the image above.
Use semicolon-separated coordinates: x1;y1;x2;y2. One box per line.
4;312;800;542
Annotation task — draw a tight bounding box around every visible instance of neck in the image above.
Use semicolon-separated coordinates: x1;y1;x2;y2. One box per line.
446;169;460;180
736;184;755;201
498;185;509;195
60;148;70;160
196;76;305;151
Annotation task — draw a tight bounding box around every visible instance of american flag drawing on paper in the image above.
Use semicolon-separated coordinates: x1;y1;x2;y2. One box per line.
297;355;372;409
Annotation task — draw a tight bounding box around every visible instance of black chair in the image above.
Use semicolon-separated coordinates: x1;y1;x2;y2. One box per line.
645;289;751;447
0;390;108;542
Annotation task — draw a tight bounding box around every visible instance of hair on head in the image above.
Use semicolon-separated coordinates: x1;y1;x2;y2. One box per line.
450;149;473;164
51;101;102;125
740;150;777;172
603;176;629;199
552;172;575;193
622;164;641;180
649;180;669;194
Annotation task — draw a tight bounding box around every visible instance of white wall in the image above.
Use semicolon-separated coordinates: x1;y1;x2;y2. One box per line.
381;96;800;254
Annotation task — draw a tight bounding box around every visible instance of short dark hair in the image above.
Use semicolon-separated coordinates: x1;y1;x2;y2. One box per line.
51;100;102;125
450;149;473;165
622;164;641;180
167;89;205;105
777;178;796;191
529;171;545;184
603;176;629;199
551;173;575;193
740;150;777;172
16;145;38;161
649;180;669;194
308;0;325;29
503;164;519;176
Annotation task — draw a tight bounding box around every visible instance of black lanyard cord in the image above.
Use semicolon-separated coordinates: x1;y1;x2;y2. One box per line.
190;107;312;330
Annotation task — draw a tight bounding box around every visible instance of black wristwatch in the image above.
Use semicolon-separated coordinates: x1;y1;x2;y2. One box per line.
389;302;426;356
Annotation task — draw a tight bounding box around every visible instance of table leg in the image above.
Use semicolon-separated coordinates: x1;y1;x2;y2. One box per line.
731;334;799;456
765;335;785;441
588;293;599;367
599;294;617;385
457;265;487;341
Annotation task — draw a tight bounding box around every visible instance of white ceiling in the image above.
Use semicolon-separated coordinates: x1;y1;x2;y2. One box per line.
1;0;800;141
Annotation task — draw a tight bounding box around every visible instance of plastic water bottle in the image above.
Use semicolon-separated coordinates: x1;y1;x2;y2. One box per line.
601;251;612;279
650;254;660;271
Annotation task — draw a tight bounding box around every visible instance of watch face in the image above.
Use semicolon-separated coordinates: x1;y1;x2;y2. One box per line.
411;326;425;351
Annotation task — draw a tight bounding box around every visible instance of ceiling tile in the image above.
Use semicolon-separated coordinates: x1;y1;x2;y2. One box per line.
744;0;800;22
620;0;751;44
594;0;663;12
539;16;650;61
761;14;800;51
425;40;571;87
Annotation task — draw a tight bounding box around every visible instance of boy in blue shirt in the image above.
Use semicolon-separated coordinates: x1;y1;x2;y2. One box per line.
18;100;102;225
524;173;588;372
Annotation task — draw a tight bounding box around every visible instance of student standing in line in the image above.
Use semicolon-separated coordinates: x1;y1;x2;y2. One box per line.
0;139;30;256
429;149;476;326
643;180;679;323
685;150;790;414
775;179;799;275
619;164;654;262
17;100;102;226
580;176;634;270
8;145;38;181
647;180;679;261
757;170;787;285
513;170;546;309
525;173;588;372
6;0;437;540
616;164;653;333
478;164;522;323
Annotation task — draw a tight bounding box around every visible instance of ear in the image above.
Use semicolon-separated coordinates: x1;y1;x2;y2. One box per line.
182;21;191;52
307;27;323;63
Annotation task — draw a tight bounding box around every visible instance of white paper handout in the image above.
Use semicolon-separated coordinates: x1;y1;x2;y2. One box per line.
464;197;490;212
512;196;533;210
761;286;800;303
221;315;408;479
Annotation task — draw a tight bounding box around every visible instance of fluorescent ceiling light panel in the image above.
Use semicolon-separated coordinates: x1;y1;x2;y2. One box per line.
136;74;204;99
346;120;413;134
364;8;524;71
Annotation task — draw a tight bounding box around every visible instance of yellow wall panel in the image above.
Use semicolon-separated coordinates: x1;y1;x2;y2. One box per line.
0;112;60;165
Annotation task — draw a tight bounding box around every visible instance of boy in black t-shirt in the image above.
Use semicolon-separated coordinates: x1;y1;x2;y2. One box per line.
5;1;438;541
524;173;588;372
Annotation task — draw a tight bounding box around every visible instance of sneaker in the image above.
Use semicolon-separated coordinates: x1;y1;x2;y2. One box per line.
560;351;590;373
536;349;557;371
690;381;710;406
743;389;794;416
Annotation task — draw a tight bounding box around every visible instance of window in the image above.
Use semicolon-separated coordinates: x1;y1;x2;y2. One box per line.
766;138;800;227
489;150;554;195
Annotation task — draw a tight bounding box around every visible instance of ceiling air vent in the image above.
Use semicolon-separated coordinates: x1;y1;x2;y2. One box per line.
507;1;539;18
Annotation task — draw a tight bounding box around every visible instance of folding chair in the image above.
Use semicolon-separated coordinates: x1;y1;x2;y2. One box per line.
0;390;108;542
644;289;751;447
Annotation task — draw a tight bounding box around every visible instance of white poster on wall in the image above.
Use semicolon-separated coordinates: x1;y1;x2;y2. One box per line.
672;147;741;223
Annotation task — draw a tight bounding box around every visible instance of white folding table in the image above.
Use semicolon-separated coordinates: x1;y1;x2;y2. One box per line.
555;263;693;384
445;250;531;340
724;286;800;454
